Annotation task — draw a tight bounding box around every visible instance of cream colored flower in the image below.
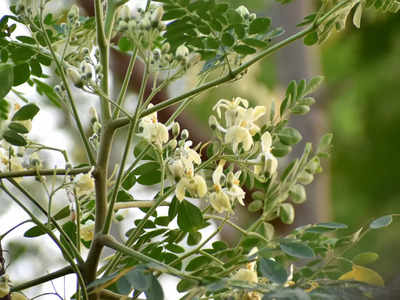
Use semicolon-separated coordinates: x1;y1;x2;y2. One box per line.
139;104;169;149
75;170;95;196
80;220;94;241
254;132;278;176
168;141;201;180
225;126;253;153
209;190;232;213
232;268;258;283
175;174;207;201
226;171;245;206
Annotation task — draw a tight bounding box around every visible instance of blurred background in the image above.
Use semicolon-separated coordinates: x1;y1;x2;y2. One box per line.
1;0;400;298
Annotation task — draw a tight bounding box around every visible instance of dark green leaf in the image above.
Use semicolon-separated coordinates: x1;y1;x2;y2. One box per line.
3;129;27;146
12;103;39;120
233;45;256;55
154;216;170;226
370;215;392;229
259;258;288;285
54;206;71;220
163;8;186;20
272;143;292;157
212;241;228;251
24;225;46;237
0;63;14;98
168;196;179;221
243;38;268;48
117;189;134;202
13;63;30;86
226;9;242;24
222;32;235;47
137;171;162;185
186;256;212;271
249;17;271;34
177;200;204;232
132;162;159;175
280;241;315;259
187;231;202;246
122;172;136;190
8;122;29;134
304;31;318;46
177;278;198;292
165;243;185;253
16;36;36;44
30;59;42;77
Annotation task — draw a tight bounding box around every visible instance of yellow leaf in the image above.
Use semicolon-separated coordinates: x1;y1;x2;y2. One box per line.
339;264;384;287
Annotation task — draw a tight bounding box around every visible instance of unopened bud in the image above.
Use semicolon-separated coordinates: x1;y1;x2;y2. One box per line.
289;184;306;204
128;20;137;31
172;122;180;137
208;115;218;130
298;171;314;185
236;5;249;19
67;68;82;87
167;139;177;150
181;129;189;140
119;5;131;21
176;44;189;60
81;47;90;55
89;106;98;123
139;17;151;30
280;203;295;224
151;6;164;26
80;61;93;79
162;42;170;53
153;48;161;61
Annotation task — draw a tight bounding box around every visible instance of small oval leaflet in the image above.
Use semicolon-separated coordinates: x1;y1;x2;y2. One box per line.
369;215;393;229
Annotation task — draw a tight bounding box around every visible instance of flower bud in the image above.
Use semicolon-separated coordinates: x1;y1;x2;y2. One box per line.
151;6;164;27
289;184;306;204
139;17;151;30
181;129;189;140
298;171;314;185
80;61;93;79
249;13;257;21
167;139;177;151
172;122;180;137
236;5;250;19
306;156;321;174
208;115;218;130
81;47;90;55
89;106;98;123
119;5;131;21
176;44;189;60
248;199;263;212
280;203;295;224
153;48;161;61
66;68;82;87
118;20;129;31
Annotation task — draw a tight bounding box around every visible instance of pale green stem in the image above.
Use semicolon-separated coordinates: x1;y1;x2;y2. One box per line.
0;167;91;178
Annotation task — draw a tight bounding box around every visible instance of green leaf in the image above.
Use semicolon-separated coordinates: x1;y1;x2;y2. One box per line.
162;8;186;20
124;267;152;291
263;288;311;300
304;31;318;46
226;9;242;24
33;79;62;107
233;45;256;55
249;17;271;34
186;256;212;271
8;122;29;134
243;38;269;48
272;143;292;157
177;279;198;292
353;252;379;266
118;36;133;52
16;36;36;44
13;63;30;86
24;225;47;237
370;215;392;229
222;32;235;47
137;171;162;185
132;162;159;175
12;103;39;120
305;76;324;95
187;231;202;246
316;133;333;157
168;196;179;221
117;189;134;202
280;241;315;258
177;200;204;232
54;206;70;220
279;203;295;224
259;258;288;285
278;127;302;145
165;243;185;254
0;63;13;98
317;222;348;229
144;275;164;300
3;129;27;146
122;172;136;190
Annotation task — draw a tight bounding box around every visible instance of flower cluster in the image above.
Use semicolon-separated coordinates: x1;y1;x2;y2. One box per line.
209;160;245;213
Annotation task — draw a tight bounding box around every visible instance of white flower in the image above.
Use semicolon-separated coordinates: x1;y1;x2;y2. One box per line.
139;105;169;149
175;174;207;201
213;97;248;126
254;132;278;175
80;220;94;241
209;190;232;213
75;170;95;196
226;171;245;206
236;5;250;19
176;44;189;60
225;126;253;153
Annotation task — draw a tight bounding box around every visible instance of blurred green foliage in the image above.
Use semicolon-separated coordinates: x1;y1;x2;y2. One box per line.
323;13;400;280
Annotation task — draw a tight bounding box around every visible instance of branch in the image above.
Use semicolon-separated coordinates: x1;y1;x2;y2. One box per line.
11;266;74;292
0;167;91;178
